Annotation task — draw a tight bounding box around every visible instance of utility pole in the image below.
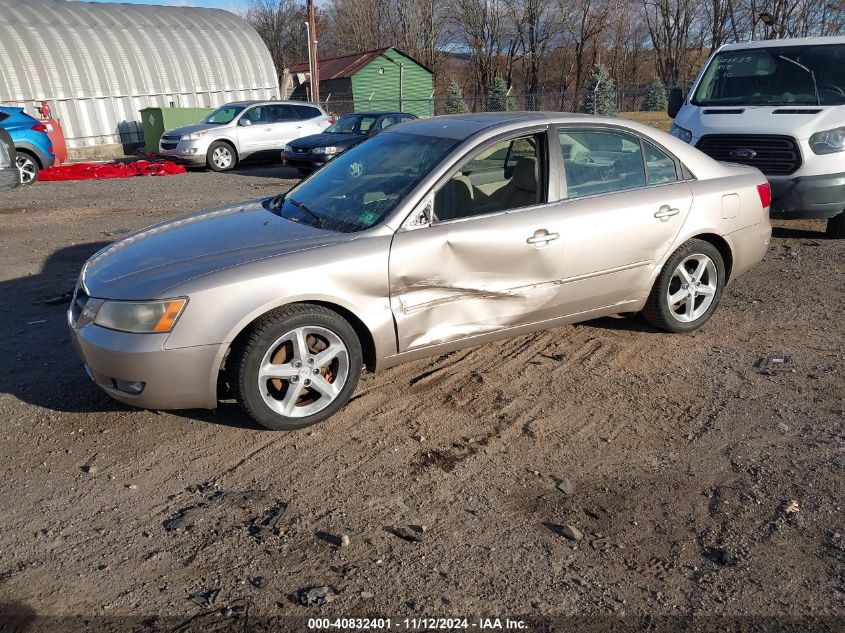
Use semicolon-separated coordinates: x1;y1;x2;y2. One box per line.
307;0;320;104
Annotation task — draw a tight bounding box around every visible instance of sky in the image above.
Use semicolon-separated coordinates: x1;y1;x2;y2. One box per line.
85;0;248;11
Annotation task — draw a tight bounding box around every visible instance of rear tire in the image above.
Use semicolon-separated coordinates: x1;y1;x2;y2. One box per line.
16;151;39;184
234;305;363;430
207;141;237;172
641;239;726;333
826;213;845;239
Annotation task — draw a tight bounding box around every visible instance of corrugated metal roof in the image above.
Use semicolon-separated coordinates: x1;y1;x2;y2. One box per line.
289;48;393;81
0;0;280;150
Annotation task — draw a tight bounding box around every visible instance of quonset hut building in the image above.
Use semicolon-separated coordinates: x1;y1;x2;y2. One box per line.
0;0;279;156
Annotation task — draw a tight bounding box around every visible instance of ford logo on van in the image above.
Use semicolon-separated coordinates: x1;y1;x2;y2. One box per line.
730;148;757;160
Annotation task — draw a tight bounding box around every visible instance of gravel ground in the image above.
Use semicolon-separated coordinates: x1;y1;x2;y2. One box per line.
0;163;843;630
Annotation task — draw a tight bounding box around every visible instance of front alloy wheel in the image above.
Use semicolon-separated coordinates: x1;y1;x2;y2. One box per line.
642;239;726;332
235;305;362;430
16;153;38;184
207;141;236;172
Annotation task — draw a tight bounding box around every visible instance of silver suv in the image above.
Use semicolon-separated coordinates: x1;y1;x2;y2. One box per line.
158;100;332;171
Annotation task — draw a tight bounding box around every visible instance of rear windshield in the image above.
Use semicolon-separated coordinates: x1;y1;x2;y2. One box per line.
692;44;845;106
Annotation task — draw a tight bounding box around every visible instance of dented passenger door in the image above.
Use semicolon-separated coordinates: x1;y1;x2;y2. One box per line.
387;130;571;352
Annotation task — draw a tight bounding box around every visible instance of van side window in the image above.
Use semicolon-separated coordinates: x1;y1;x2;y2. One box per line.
559;128;646;199
644;141;679;185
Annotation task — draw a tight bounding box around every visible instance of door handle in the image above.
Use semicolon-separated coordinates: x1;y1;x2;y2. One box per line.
654;205;679;221
526;230;560;249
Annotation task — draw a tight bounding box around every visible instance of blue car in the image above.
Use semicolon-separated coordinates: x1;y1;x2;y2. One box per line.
0;106;54;184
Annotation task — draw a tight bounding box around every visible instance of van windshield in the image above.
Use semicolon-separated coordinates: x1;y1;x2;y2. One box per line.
692;44;845;107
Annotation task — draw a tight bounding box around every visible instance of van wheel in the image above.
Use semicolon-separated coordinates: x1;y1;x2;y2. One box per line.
234;305;363;430
826;213;845;239
207;141;236;171
16;151;39;184
641;239;726;333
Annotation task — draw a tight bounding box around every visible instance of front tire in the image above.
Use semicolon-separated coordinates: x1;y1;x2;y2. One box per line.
207;141;237;172
827;213;845;239
16;151;39;184
641;239;726;333
234;305;363;430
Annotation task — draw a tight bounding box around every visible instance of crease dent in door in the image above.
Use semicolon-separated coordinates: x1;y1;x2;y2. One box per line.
391;233;565;349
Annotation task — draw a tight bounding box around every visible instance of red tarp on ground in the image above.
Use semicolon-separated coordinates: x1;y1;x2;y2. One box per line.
39;160;187;182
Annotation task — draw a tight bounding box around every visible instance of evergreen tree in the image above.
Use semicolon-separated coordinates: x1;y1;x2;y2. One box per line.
580;64;617;116
641;79;668;112
485;77;511;112
445;79;469;114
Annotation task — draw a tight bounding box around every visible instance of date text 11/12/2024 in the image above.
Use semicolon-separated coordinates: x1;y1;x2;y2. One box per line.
308;617;528;630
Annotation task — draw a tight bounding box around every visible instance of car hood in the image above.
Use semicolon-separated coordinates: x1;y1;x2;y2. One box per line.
289;133;363;150
82;199;350;300
164;122;222;137
677;105;844;141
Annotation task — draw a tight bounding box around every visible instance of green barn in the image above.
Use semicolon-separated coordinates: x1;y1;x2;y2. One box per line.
288;48;434;118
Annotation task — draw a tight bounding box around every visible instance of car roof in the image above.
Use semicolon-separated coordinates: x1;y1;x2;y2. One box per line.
718;35;845;51
385;112;614;140
340;111;414;117
222;100;324;108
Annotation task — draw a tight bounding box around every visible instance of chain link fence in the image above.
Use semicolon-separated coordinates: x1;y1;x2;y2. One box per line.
293;86;662;118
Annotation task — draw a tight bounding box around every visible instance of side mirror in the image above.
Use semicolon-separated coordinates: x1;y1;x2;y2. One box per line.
668;87;684;119
238;118;252;127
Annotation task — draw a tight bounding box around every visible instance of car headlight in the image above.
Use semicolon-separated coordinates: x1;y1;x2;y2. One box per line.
312;146;338;155
94;298;187;334
284;144;293;153
669;123;692;143
181;131;207;141
809;126;845;155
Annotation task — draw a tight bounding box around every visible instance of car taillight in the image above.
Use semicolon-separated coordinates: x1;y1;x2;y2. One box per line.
327;119;335;124
757;183;772;208
31;123;48;133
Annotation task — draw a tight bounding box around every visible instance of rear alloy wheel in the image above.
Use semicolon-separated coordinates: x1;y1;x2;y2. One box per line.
16;152;39;184
234;305;362;430
641;239;726;333
827;213;845;239
207;141;236;171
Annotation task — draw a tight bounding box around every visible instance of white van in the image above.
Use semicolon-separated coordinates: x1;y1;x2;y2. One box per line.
667;36;845;238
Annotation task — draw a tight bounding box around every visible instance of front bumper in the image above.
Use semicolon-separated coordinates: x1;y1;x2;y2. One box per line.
158;139;208;165
281;150;330;170
69;321;221;410
769;171;845;220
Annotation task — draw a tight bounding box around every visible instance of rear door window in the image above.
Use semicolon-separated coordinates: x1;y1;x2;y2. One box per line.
267;104;297;122
294;105;322;120
558;128;646;198
643;141;679;185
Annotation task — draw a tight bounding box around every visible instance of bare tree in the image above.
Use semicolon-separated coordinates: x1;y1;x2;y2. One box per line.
641;0;701;86
506;0;561;104
243;0;309;84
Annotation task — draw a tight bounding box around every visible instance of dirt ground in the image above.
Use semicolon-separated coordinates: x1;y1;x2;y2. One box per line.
0;160;843;631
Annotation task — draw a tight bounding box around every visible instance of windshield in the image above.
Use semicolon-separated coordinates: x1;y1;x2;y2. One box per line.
273;132;459;233
200;105;245;125
325;114;379;135
692;44;845;107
